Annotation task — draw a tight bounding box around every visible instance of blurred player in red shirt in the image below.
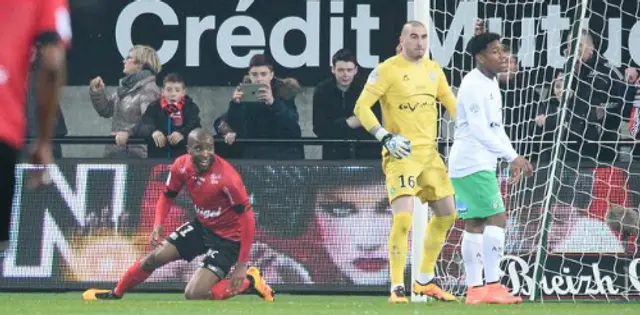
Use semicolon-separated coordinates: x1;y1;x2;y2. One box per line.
0;0;71;253
82;129;274;302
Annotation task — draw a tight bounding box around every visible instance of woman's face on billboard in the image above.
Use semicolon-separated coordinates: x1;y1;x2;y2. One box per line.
314;184;392;285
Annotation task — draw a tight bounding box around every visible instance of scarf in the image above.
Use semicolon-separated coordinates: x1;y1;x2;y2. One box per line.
161;95;186;127
160;94;185;113
117;69;154;98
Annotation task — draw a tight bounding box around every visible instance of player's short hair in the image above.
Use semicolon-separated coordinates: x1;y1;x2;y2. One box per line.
466;32;502;57
403;20;426;31
331;49;357;67
163;72;185;87
249;54;274;71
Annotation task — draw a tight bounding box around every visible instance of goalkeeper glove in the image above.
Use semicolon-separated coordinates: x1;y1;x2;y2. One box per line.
375;128;411;160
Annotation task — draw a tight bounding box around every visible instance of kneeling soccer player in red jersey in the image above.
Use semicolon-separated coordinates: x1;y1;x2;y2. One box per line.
83;128;274;302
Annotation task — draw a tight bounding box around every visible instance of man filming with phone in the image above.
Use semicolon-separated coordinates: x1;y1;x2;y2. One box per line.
226;54;304;160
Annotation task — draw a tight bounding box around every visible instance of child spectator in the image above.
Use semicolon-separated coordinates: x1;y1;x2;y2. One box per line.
133;73;201;159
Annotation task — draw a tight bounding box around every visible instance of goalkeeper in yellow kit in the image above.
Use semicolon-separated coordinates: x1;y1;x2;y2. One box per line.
353;21;458;303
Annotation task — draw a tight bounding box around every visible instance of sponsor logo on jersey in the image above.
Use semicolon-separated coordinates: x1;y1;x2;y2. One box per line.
398;102;428;112
469;103;480;114
210;173;222;184
196;206;222;218
398;95;436;112
191;175;205;185
456;201;468;213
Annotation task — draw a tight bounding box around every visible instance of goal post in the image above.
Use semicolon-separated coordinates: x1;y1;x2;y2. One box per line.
530;0;590;302
410;0;432;303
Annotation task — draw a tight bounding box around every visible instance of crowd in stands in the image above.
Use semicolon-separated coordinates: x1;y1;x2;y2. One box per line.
24;23;640;164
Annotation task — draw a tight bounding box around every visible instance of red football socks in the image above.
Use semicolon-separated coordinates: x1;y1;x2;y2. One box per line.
210;279;250;300
113;261;152;297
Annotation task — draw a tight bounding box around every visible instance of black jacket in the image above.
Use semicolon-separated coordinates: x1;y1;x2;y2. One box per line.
533;95;561;161
533;55;634;164
563;54;630;163
226;77;304;160
312;75;381;159
134;96;201;159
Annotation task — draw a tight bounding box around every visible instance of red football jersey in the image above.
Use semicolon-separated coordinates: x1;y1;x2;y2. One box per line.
165;154;251;242
0;0;71;149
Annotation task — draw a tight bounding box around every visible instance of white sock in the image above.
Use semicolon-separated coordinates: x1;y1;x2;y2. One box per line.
461;231;484;287
417;273;434;284
483;225;505;283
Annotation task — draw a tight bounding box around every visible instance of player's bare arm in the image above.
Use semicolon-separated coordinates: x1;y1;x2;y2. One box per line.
29;41;66;189
151;190;177;247
228;181;257;292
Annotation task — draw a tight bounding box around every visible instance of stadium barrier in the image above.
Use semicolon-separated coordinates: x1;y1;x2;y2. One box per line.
1;158;638;300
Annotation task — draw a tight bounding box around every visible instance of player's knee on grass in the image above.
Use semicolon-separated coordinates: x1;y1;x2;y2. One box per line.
184;268;222;300
184;287;212;300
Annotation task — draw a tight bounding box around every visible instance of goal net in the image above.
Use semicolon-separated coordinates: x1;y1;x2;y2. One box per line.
411;0;640;302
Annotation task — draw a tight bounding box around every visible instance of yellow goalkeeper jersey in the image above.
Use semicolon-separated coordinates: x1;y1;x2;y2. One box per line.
354;54;456;149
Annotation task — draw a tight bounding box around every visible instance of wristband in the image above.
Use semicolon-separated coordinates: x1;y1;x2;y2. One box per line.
374;128;390;142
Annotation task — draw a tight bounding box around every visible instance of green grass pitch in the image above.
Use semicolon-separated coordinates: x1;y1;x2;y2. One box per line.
1;293;639;315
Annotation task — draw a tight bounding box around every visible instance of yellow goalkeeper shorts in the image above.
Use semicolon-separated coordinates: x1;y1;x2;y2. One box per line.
382;148;454;203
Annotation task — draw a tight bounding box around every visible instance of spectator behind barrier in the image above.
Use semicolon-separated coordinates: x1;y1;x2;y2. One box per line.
534;71;564;161
312;49;381;160
226;54;304;160
213;112;244;159
132;73;201;159
25;43;67;158
89;45;161;159
497;41;540;159
537;29;631;164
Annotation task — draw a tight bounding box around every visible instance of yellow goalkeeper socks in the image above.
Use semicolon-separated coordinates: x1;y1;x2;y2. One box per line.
419;214;457;283
388;212;412;288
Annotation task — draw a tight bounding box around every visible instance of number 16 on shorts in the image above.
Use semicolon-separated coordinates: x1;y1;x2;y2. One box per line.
399;175;416;188
388;174;417;199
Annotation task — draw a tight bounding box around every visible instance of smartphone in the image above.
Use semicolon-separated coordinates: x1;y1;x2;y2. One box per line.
239;83;268;102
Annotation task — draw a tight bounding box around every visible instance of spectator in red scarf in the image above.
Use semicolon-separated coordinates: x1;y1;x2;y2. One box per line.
133;73;202;159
